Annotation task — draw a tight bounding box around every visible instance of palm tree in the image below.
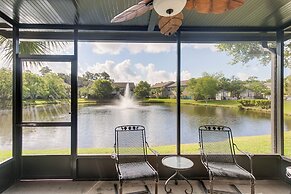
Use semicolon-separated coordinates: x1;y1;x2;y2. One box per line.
0;35;67;65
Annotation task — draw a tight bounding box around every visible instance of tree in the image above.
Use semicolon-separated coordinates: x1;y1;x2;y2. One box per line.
58;73;71;85
150;87;169;98
0;35;66;66
79;86;90;98
23;71;46;100
0;68;12;100
216;42;291;67
229;76;245;98
285;75;291;96
187;76;218;101
43;73;68;99
99;71;111;81
83;71;99;82
89;79;113;100
245;77;270;98
217;76;231;92
134;81;151;99
186;78;198;99
40;66;52;76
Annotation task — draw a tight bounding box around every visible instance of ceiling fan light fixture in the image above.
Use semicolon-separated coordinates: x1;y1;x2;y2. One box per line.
153;0;187;17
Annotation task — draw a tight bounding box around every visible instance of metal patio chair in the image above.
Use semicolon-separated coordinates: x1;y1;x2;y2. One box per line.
112;125;159;194
198;125;255;194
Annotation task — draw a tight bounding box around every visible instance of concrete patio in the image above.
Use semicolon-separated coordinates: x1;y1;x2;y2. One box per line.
3;180;291;194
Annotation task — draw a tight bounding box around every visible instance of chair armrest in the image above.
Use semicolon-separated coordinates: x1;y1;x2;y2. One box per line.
233;143;254;176
146;142;159;173
111;144;118;162
146;142;159;157
111;153;118;161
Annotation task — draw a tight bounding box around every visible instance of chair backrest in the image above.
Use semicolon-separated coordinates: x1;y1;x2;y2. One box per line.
114;125;147;163
199;125;236;164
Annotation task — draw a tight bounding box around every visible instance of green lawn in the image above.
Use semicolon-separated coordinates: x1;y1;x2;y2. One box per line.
284;101;291;115
2;131;291;163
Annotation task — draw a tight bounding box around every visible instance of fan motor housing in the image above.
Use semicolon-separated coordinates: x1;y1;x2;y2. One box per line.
153;0;187;17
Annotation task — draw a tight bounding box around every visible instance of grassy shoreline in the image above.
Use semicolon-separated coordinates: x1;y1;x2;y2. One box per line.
1;131;291;162
143;98;291;116
143;98;240;108
21;98;291;116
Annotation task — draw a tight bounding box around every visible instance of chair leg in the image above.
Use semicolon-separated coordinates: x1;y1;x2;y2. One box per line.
251;179;255;194
209;179;213;194
155;180;158;194
119;180;123;194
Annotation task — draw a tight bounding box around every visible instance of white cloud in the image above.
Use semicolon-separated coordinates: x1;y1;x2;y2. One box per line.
92;43;175;55
126;44;175;54
135;63;176;84
85;59;191;85
181;70;192;80
92;43;124;55
87;60;142;83
236;72;249;81
183;43;218;52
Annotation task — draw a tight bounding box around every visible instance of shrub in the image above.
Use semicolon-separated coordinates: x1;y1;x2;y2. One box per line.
238;99;271;109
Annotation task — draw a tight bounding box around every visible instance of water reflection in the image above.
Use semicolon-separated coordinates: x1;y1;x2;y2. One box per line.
1;103;291;150
0;110;12;150
23;103;71;122
22;127;70;152
181;105;271;143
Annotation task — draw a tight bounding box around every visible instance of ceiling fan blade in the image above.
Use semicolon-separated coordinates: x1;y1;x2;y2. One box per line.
185;0;195;10
111;0;153;23
187;0;245;14
158;12;183;36
228;0;244;10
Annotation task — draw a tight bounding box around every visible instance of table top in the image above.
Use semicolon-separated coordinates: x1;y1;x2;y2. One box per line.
162;156;194;170
286;166;291;178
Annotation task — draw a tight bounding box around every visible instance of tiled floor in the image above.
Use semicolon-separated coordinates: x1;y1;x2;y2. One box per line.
3;180;291;194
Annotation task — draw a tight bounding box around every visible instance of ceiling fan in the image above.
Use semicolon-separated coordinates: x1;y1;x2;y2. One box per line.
111;0;245;36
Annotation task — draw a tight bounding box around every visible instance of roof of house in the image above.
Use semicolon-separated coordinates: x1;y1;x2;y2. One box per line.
151;81;175;89
168;80;189;88
112;82;135;89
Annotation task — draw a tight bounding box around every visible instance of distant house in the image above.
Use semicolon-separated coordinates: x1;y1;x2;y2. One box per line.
112;82;135;97
264;82;271;100
216;90;232;100
168;80;191;99
150;81;174;98
240;89;256;99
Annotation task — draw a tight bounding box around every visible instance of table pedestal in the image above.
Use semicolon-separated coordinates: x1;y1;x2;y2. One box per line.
164;170;193;194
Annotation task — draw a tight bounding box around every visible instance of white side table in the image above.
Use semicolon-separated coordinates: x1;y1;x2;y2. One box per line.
162;155;194;194
286;166;291;178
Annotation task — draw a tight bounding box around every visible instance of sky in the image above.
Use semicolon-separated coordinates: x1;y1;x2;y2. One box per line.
0;42;274;85
76;42;272;84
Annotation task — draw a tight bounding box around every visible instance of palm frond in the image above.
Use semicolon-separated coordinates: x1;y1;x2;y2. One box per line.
0;35;68;67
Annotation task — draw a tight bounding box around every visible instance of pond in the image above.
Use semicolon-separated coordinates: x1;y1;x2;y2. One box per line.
77;103;273;149
1;102;287;151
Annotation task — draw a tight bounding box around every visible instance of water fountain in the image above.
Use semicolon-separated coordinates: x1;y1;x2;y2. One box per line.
118;83;137;109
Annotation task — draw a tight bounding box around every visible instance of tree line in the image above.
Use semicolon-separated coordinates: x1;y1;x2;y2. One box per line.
184;73;271;101
0;66;151;102
3;67;291;104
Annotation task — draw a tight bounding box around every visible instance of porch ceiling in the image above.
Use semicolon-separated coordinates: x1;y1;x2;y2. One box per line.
0;0;290;31
0;0;290;42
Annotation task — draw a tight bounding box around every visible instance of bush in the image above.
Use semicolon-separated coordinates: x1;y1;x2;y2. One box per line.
238;99;271;109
